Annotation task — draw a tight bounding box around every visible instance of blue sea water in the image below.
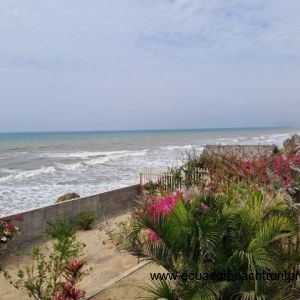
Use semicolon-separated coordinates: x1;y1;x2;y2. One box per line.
0;127;298;217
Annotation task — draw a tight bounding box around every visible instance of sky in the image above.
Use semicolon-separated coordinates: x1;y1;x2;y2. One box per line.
0;0;300;132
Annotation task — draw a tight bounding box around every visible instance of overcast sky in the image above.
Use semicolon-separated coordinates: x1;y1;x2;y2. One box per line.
0;0;299;132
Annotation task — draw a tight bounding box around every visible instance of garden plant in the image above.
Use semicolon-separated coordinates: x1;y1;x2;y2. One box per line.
3;217;88;300
125;150;300;299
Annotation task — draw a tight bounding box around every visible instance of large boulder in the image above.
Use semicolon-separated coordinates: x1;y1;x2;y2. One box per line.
56;192;80;203
283;134;300;156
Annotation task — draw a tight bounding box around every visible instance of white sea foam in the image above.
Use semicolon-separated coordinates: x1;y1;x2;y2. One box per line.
0;182;131;217
161;145;194;151
0;149;149;183
39;149;149;159
206;133;293;146
247;133;292;145
0;166;57;183
39;150;132;159
86;149;148;165
0;168;19;174
57;149;149;169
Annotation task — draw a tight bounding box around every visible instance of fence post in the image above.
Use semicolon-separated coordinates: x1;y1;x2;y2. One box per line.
139;168;210;191
140;172;143;186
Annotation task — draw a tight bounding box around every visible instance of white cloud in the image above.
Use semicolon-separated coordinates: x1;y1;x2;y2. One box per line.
0;0;299;130
1;0;300;70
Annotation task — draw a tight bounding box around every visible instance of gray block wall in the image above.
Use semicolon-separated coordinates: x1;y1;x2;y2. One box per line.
1;185;140;244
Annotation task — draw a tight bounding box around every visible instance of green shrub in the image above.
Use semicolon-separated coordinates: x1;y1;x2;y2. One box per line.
130;189;299;299
4;238;86;299
45;217;75;240
143;181;160;196
3;219;86;300
75;211;95;230
109;220;140;253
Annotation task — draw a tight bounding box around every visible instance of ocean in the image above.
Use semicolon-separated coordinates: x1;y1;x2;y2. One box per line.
0;127;298;217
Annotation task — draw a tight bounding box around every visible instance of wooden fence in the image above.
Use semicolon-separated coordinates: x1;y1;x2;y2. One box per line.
140;168;210;190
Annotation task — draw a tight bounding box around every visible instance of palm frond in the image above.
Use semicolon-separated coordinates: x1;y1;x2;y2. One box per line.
190;281;231;300
141;280;178;300
254;216;296;245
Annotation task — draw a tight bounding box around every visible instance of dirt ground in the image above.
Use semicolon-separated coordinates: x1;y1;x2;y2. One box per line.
0;213;140;300
92;262;166;300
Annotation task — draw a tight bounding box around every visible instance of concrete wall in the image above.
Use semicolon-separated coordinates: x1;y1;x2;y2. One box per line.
203;144;278;159
1;185;140;244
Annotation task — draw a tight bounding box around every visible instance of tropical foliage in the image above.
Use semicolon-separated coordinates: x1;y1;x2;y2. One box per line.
130;148;300;299
129;189;299;299
54;259;87;300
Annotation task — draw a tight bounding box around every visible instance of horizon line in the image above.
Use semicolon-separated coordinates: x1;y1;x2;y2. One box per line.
0;126;295;134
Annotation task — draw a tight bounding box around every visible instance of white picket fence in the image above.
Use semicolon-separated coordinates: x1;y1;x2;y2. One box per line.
140;168;210;190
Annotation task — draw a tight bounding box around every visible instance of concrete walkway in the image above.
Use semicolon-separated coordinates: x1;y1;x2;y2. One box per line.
91;262;166;300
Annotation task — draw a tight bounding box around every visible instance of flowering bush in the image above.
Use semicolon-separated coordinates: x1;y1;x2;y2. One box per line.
3;217;87;300
202;153;300;196
144;150;300;202
129;189;299;299
126;149;300;298
146;190;183;221
136;190;183;243
0;216;23;248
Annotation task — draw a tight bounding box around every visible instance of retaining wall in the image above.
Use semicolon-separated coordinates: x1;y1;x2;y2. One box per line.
202;144;277;159
1;185;140;243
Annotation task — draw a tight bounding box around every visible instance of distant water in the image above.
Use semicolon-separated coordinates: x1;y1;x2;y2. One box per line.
0;128;298;217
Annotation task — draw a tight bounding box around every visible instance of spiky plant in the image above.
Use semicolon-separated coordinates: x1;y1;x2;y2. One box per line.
130;190;299;299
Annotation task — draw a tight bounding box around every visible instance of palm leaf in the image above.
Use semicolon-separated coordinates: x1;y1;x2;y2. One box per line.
141;280;178;300
190;281;231;300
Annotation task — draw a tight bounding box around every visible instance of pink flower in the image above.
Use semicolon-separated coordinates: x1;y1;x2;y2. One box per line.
199;203;208;211
146;191;182;221
282;176;292;187
70;287;86;299
241;160;251;170
63;283;73;292
54;283;86;300
69;259;84;273
148;229;160;242
173;190;183;199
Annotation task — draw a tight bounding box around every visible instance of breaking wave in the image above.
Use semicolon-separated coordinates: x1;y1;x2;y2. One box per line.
0;149;148;183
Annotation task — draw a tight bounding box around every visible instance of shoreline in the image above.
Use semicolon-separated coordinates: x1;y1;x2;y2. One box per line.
1;131;298;216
